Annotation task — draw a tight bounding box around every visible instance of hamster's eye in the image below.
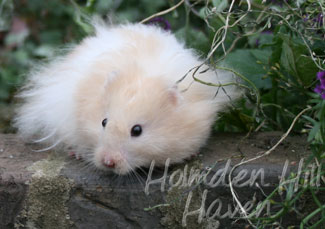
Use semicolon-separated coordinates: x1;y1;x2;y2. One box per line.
131;125;142;137
102;118;108;127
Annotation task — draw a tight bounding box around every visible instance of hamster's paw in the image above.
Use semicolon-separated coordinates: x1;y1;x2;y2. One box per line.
69;151;82;160
190;151;200;159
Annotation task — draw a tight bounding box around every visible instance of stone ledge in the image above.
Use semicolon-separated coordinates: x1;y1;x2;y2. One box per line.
0;132;317;228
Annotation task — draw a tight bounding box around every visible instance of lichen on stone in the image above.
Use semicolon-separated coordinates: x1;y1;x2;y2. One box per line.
15;153;74;229
159;159;212;229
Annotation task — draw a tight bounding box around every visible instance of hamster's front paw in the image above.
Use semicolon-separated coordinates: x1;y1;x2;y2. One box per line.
190;151;200;159
69;151;82;160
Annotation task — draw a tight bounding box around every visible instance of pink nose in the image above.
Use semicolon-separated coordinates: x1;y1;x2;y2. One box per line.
103;159;116;168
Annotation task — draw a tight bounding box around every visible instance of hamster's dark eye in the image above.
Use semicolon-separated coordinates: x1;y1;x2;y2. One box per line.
102;118;108;127
131;125;142;137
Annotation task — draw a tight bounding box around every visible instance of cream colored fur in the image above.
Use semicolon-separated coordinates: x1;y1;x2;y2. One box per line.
14;23;239;174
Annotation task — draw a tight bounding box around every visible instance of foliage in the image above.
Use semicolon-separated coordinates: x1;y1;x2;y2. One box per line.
194;0;325;228
1;0;325;228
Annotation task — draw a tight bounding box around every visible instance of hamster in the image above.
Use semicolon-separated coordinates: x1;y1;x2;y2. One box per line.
14;23;239;175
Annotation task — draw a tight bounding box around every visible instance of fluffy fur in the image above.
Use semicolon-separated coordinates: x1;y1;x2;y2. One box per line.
14;23;239;174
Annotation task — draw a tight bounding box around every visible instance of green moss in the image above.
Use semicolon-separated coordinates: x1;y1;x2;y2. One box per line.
159;159;212;229
15;154;74;229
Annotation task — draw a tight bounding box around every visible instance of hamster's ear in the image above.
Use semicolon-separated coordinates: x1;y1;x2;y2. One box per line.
168;85;183;106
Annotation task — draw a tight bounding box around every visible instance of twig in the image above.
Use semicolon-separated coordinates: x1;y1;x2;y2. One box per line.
144;203;170;211
184;0;201;18
315;157;325;184
140;0;185;24
206;0;251;60
227;106;312;227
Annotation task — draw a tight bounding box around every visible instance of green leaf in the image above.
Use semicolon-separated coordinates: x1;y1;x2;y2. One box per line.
0;0;14;31
296;0;306;7
94;0;114;14
198;6;211;19
277;33;318;87
302;115;317;125
220;49;272;89
4;30;29;47
33;45;55;58
308;122;320;142
212;0;228;12
250;49;271;64
175;27;209;53
39;30;63;44
248;32;274;48
295;55;319;86
280;39;297;77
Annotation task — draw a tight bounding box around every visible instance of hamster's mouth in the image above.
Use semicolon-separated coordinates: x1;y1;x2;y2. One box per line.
98;161;132;175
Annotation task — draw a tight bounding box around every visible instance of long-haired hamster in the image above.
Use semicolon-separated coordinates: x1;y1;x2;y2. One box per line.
14;23;239;175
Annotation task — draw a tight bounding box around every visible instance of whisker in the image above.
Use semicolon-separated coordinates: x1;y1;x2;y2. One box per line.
123;158;147;187
32;138;63;152
32;128;57;143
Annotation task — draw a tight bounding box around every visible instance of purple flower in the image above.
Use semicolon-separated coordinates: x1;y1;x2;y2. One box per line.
314;71;325;99
316;13;323;22
317;71;325;82
305;13;324;27
147;17;171;31
316;13;324;26
303;14;309;22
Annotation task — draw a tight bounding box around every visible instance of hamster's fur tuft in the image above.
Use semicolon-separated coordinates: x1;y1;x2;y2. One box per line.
14;23;240;174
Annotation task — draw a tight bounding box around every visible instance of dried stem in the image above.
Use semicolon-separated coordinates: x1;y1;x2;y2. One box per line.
140;0;185;24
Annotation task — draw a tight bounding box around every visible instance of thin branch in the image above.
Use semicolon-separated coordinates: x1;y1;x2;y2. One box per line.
228;106;312;226
140;0;185;24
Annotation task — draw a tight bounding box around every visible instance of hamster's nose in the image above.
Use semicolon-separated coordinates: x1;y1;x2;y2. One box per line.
103;159;116;168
